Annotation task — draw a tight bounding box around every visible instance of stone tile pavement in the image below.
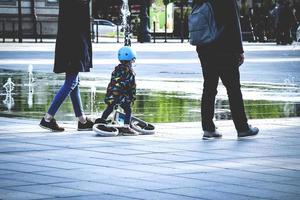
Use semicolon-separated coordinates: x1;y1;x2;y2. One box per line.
0;117;300;200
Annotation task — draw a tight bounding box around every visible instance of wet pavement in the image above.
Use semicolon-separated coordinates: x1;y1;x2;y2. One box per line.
0;42;300;84
0;42;299;122
0;117;300;200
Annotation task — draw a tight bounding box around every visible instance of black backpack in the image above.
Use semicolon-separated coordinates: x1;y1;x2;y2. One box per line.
188;0;222;46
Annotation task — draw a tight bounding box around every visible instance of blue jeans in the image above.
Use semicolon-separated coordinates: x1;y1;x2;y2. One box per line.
47;73;83;117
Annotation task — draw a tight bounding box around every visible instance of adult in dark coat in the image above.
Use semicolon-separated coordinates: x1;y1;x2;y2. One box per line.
54;0;92;73
194;0;259;139
276;0;295;44
39;0;94;132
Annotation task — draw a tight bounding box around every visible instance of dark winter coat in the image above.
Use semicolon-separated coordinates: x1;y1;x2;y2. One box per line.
54;0;92;73
278;4;295;30
104;64;136;105
196;0;244;55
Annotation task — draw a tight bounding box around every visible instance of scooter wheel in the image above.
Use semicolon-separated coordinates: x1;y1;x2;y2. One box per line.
131;121;155;135
93;124;119;137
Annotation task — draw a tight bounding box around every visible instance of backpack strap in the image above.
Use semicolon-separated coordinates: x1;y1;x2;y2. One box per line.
192;0;205;7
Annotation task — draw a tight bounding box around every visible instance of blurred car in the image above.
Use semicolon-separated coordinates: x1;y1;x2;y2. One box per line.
93;19;118;37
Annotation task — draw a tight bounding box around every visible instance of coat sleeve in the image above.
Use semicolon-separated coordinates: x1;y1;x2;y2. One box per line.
122;70;136;102
130;74;136;102
227;0;244;54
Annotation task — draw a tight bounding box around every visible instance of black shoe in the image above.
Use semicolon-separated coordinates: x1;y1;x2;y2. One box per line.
94;118;109;124
118;126;139;136
77;118;94;131
238;126;259;138
39;117;64;132
203;130;222;140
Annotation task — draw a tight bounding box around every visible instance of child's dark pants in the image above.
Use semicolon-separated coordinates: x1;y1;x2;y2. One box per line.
101;102;132;125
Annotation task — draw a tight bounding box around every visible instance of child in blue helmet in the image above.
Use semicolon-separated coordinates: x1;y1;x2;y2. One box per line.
95;46;137;135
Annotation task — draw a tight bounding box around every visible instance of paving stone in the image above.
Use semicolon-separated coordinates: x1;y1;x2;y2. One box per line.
0;172;77;184
0;179;33;188
205;183;300;200
51;181;141;194
118;190;201;200
0;188;52;200
11;184;95;197
158;187;266;200
0;162;60;173
133;174;222;188
39;194;142;200
0;117;299;199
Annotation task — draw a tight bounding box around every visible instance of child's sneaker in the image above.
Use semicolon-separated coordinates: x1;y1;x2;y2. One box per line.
39;117;64;132
94;118;109;124
77;118;94;131
118;126;139;136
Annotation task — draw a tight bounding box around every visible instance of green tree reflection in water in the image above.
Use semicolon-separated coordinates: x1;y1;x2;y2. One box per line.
0;70;299;123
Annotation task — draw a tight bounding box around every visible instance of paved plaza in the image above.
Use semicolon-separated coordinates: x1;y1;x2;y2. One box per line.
0;117;300;200
0;42;300;199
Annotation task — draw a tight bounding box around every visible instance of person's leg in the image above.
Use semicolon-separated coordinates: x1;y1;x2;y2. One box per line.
68;76;94;130
101;104;115;120
120;102;132;125
198;54;220;132
276;27;282;44
219;62;249;132
118;102;137;136
201;67;219;131
283;28;291;44
69;76;84;119
93;103;115;124
47;72;80;118
40;73;79;131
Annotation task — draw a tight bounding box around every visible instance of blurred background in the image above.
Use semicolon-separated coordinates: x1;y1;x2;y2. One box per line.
0;0;299;123
0;0;299;43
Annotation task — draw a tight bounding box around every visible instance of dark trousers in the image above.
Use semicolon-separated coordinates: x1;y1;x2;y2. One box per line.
101;102;132;125
276;26;292;44
197;52;249;132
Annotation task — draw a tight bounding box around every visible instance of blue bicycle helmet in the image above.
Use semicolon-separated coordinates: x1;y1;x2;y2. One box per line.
118;46;137;61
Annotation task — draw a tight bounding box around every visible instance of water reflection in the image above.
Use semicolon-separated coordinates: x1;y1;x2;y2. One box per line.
0;70;299;123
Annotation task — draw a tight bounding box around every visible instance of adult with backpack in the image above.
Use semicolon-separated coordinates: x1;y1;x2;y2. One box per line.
189;0;259;139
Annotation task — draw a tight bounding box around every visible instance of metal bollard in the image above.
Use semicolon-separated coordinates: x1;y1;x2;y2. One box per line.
117;25;119;43
12;21;16;42
91;21;95;42
96;21;99;43
39;21;43;43
153;21;156;43
2;21;5;43
164;23;167;43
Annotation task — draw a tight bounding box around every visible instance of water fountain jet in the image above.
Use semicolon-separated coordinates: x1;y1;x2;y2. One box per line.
121;0;131;46
2;77;15;110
